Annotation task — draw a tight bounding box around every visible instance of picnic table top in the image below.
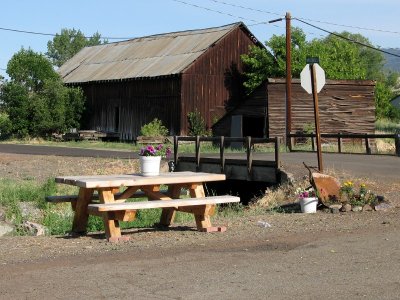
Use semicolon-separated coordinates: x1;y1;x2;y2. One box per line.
55;171;226;188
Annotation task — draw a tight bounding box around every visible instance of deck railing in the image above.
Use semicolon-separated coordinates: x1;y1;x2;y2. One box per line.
287;133;400;156
173;136;280;173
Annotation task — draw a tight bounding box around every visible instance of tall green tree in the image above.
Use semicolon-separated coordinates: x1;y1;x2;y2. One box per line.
46;28;107;67
6;48;58;92
241;27;385;92
241;28;400;120
0;49;85;137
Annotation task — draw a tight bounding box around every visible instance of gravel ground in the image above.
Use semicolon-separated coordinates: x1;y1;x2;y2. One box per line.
0;153;399;299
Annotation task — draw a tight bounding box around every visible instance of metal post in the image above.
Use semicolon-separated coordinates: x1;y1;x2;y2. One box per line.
310;64;323;172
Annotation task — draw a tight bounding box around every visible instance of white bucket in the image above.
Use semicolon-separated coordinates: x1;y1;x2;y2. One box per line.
139;156;161;176
300;197;318;213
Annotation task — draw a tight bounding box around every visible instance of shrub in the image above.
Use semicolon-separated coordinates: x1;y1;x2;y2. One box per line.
187;109;211;136
140;118;169;137
0;112;12;139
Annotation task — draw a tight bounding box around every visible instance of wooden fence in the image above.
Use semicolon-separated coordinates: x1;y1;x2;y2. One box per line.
173;136;280;174
287;133;400;156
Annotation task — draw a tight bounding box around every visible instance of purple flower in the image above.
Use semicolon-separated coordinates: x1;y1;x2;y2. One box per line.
138;144;172;158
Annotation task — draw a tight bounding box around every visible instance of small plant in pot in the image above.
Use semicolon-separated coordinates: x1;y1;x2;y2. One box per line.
296;187;318;213
138;144;172;176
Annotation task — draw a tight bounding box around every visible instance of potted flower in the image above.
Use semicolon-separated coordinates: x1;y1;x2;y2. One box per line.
138;144;172;176
296;187;318;213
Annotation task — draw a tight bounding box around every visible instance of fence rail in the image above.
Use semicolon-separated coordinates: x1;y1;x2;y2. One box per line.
173;136;280;173
287;133;400;156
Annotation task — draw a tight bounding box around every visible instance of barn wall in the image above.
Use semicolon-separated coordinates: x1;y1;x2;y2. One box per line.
180;26;259;135
80;77;181;140
267;79;376;138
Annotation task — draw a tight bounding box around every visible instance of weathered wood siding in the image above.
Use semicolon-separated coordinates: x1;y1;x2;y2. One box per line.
80;77;181;140
180;26;259;135
267;79;376;138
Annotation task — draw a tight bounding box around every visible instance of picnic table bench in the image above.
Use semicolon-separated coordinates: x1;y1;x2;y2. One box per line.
49;172;240;242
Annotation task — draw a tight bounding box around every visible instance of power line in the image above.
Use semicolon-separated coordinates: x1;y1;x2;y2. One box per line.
207;0;282;17
171;0;283;28
295;18;400;58
209;0;400;36
0;26;132;40
295;17;400;36
171;0;263;24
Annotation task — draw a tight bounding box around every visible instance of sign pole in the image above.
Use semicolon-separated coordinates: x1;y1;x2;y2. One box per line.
310;63;323;172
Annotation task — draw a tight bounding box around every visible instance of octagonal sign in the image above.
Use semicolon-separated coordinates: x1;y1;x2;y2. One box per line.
300;63;326;94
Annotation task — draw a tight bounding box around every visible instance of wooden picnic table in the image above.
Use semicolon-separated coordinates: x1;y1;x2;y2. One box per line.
54;171;239;242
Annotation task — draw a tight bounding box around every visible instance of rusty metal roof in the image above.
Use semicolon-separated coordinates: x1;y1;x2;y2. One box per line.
59;23;243;84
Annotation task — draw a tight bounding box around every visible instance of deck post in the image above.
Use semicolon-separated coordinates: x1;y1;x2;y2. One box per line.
220;136;225;173
195;136;201;171
395;134;400;157
274;137;280;168
365;136;371;155
173;136;179;166
338;132;342;153
246;136;252;174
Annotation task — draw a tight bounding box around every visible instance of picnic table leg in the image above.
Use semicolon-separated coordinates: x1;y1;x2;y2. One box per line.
159;184;182;226
72;188;94;234
187;183;215;230
99;188;128;242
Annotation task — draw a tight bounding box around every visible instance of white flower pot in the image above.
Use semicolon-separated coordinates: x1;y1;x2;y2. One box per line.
139;156;161;176
300;197;318;213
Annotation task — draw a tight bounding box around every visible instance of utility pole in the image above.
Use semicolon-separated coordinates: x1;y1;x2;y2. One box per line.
269;12;292;149
285;12;292;150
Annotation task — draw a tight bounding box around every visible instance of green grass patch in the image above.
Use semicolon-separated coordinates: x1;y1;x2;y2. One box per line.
376;118;400;133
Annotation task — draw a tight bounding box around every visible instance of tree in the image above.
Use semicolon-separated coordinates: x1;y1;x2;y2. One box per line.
6;48;58;92
241;27;385;92
46;28;107;67
0;49;85;138
241;28;400;121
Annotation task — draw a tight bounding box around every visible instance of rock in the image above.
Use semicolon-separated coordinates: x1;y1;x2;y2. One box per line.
329;204;342;209
22;221;46;236
352;206;363;212
0;222;14;237
374;202;394;211
0;207;5;221
18;202;43;221
330;207;340;214
362;204;373;212
279;170;295;185
340;204;352;212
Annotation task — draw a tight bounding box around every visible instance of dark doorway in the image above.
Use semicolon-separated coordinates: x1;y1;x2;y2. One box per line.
242;116;265;137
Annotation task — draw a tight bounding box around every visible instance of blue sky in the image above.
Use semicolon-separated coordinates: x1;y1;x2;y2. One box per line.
1;0;400;78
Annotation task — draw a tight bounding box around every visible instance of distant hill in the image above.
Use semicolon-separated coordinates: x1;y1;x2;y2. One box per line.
383;48;400;72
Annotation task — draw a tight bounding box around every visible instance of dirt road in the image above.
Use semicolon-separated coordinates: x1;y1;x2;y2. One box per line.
0;149;399;299
1;210;400;300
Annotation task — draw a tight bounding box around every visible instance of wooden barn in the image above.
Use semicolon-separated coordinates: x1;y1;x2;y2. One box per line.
58;22;262;140
212;78;376;138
